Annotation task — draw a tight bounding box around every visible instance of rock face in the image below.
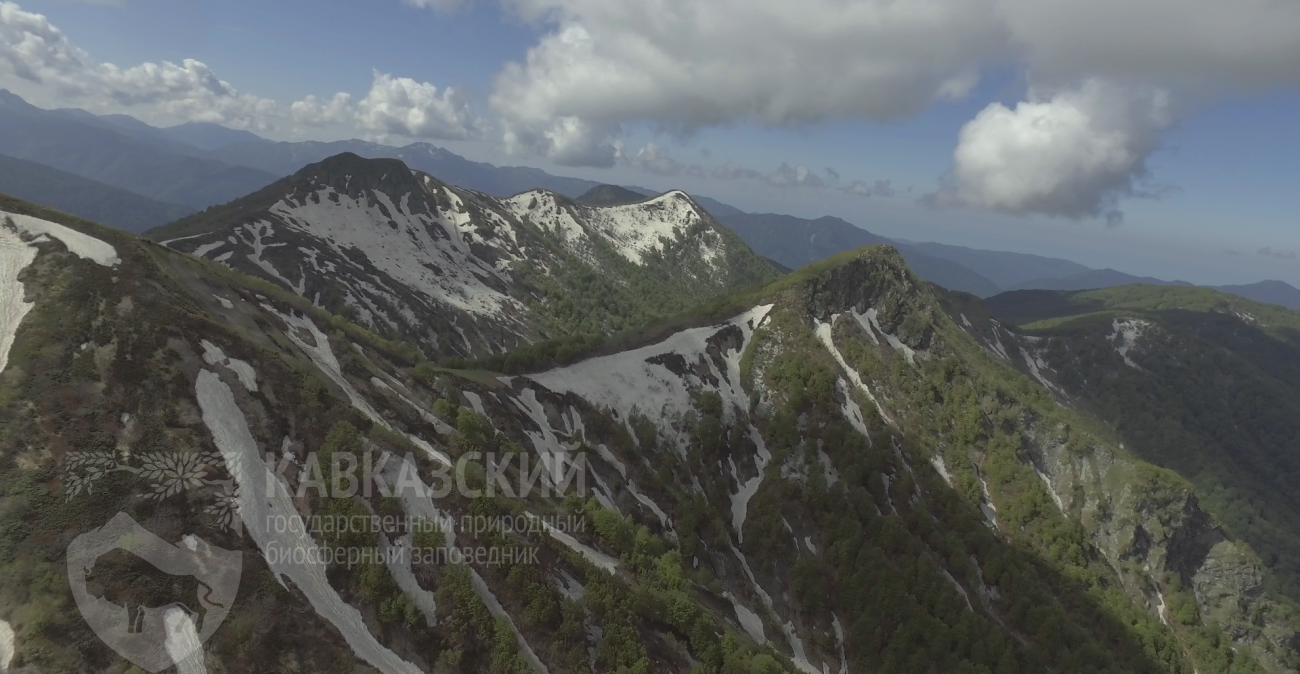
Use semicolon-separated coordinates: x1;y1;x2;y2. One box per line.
148;153;780;358
3;196;1296;674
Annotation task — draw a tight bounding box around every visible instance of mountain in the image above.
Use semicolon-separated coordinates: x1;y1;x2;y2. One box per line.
976;283;1300;651
160;121;264;150
0;153;194;233
576;184;648;206
145;153;782;359
719;212;1003;297
5;198;1295;673
1008;268;1193;291
1214;279;1300;310
906;241;1094;289
204;139;608;197
0;90;277;208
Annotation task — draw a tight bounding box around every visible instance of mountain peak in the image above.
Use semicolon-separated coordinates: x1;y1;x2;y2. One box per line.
576;184;648;206
289;152;421;198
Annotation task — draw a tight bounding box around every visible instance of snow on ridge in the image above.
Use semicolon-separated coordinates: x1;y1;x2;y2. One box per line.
581;191;703;265
815;315;894;426
528;304;775;453
0;226;38;376
527;513;619;574
269;188;515;320
3;211;120;267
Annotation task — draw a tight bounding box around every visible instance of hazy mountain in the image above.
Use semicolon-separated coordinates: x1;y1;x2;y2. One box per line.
145;153;782;358
160;121;264;150
718;211;1003;296
1008;268;1193;291
908;241;1094;289
0;89;277;208
5;197;1294;673
204;139;609;196
1214;279;1300;310
0;153;194;233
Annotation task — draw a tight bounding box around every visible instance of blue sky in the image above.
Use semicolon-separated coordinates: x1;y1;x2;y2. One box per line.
6;0;1300;286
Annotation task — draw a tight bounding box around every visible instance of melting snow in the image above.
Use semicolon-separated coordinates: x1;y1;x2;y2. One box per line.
730;426;772;544
470;570;551;674
1109;318;1151;370
192;241;226;258
832;614;849;674
1034;466;1065;513
835;379;871;441
463;390;486;415
862;308;916;365
815;316;894;426
930;455;954;488
727;592;768;644
1020;347;1064;397
195;370;423;674
941;569;974;613
163;608;208;674
199;340;258;392
263;304;450;466
3;211;119;266
804;536;818;555
527;513;619;574
211;294;235;310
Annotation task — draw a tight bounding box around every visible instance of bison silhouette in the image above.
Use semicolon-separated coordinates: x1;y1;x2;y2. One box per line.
67;512;241;673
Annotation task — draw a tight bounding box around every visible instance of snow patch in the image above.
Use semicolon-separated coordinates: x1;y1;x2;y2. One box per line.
195;370;423;674
815;316;894;426
0;618;14;674
264;305;450;466
835;378;872;441
1109;318;1151;370
804;536;818;555
930;455;954;488
199;340;258;392
163;608;208;674
470;570;551;674
727;593;767;644
3;210;119;266
1034;466;1065;513
527;513;619;574
211;294;235;310
192;241;226;258
941;569;974;613
1020;347;1064;397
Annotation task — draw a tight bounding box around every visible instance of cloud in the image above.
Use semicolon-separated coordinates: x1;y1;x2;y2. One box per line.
824;167;840;183
354;72;483;140
623;142;685;175
291;92;353;126
402;0;466;12
1258;246;1297;259
842;179;897;197
944;79;1171;223
490;0;1005;165
766;163;824;187
0;2;481;138
712;161;762;181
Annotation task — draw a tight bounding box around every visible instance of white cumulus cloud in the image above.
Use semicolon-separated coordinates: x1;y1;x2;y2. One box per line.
354;72;483;140
948;80;1172;223
0;2;482;139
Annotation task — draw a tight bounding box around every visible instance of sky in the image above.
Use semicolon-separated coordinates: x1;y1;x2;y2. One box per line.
2;0;1300;286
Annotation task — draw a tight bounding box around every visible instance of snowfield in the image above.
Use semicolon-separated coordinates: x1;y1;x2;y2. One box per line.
2;211;120;267
1109;318;1152;369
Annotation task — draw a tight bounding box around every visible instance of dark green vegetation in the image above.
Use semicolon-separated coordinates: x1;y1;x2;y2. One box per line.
0;153;194;233
576;185;648;206
987;285;1300;610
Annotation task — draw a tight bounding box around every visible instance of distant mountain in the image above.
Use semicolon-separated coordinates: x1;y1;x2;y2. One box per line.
577;184;648;206
0;153;193;233
1214;280;1300;310
718;212;1003;296
1009;268;1193;291
160;121;264;150
907;241;1093;289
0;90;277;208
204;139;608;196
145;153;781;358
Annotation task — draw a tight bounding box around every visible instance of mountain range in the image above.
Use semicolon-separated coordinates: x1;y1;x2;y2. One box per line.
4;88;1298;313
3;182;1298;673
